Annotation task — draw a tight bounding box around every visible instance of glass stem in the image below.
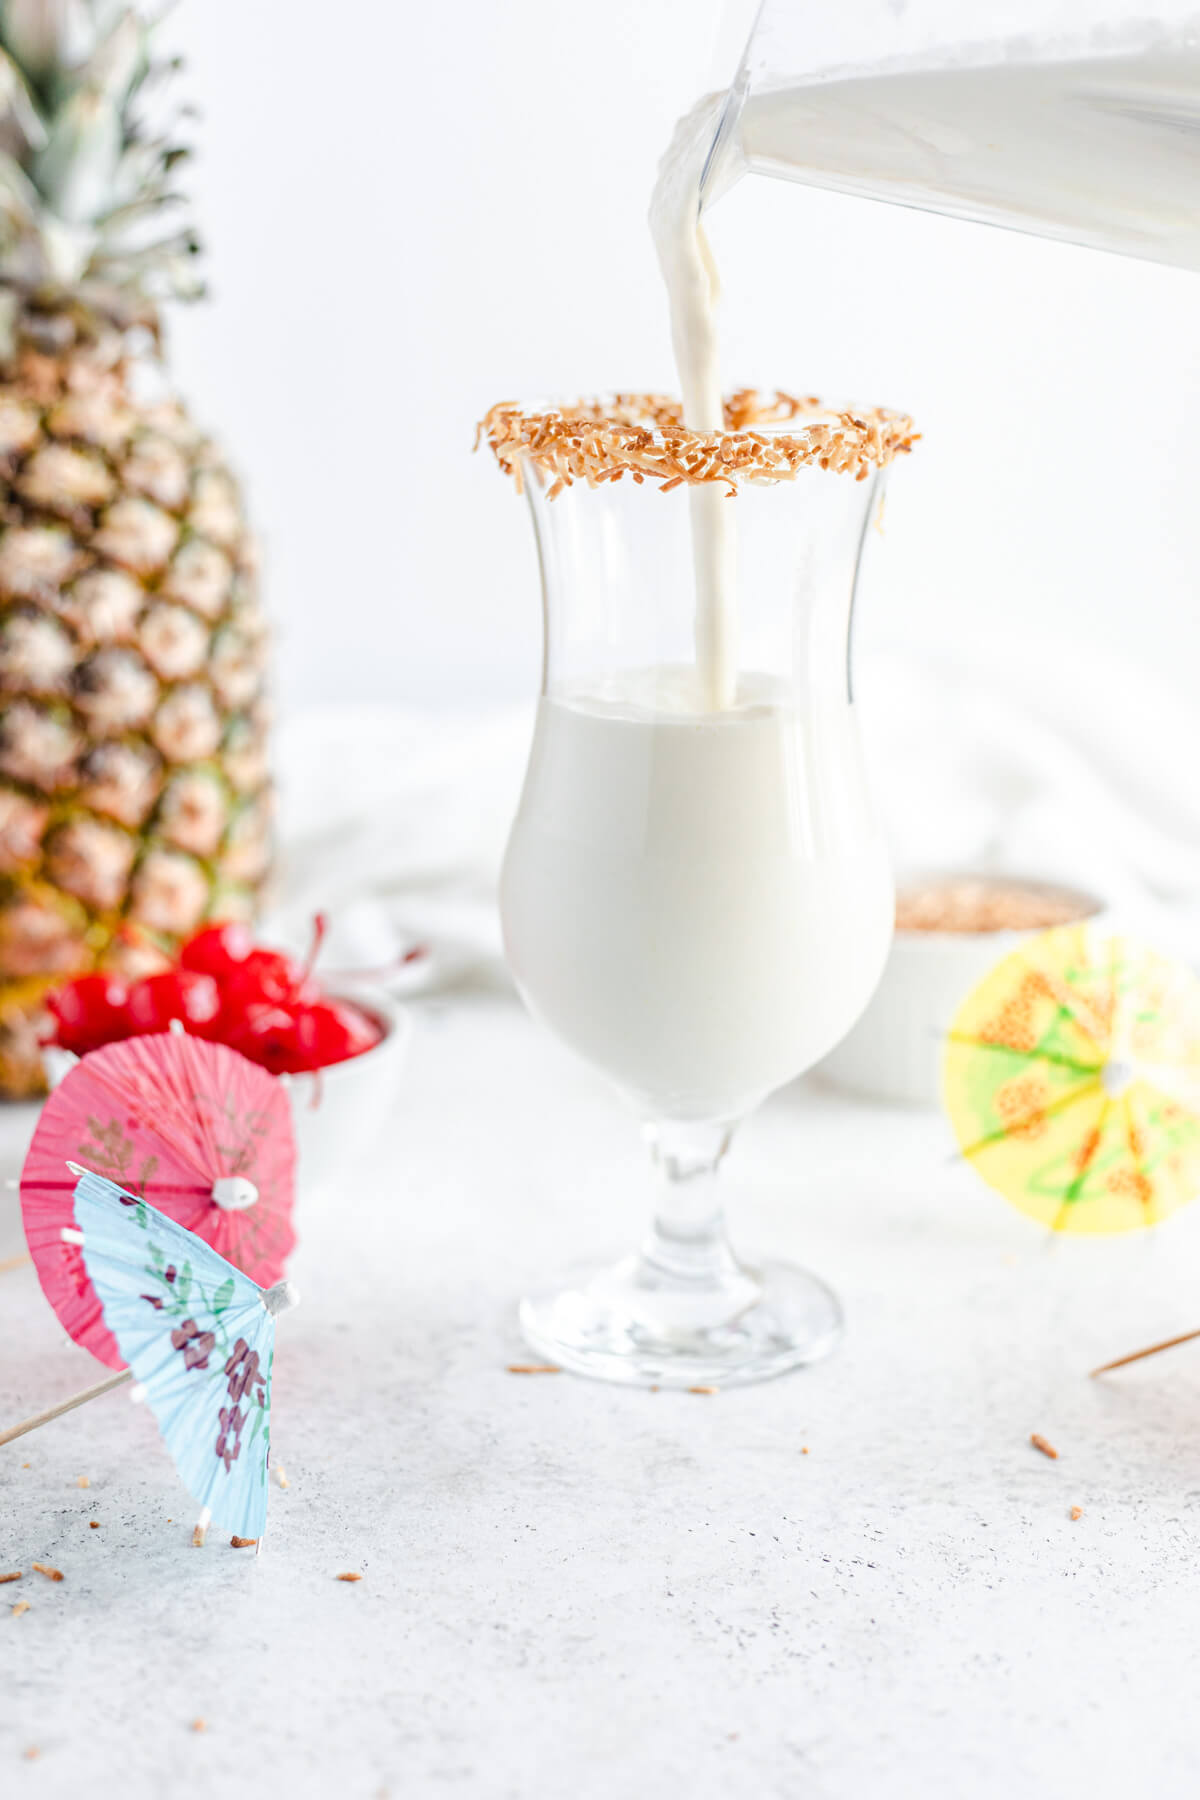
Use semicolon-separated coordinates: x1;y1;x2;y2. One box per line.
639;1119;745;1290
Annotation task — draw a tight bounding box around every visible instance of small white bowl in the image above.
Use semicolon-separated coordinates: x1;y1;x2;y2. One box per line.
287;989;413;1195
817;874;1106;1107
41;989;413;1199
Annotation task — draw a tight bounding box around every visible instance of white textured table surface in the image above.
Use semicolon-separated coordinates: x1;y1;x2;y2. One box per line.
3;993;1200;1799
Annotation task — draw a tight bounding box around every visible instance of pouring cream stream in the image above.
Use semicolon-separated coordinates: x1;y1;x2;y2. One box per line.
649;93;739;711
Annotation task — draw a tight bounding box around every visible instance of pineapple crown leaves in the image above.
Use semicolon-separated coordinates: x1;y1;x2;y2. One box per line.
0;1;202;313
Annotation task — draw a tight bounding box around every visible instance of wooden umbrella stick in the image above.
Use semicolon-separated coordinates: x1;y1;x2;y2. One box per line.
0;1370;131;1447
1090;1328;1200;1378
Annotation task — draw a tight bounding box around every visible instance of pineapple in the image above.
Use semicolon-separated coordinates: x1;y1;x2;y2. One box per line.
0;2;270;1094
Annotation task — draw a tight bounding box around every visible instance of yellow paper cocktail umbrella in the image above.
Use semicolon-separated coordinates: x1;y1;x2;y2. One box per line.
943;924;1200;1234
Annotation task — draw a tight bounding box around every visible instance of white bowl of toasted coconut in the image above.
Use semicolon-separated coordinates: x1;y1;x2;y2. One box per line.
817;873;1106;1106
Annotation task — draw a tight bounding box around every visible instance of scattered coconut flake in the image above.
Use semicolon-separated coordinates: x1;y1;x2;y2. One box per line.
75;1475;90;1488
1070;1506;1083;1521
274;1466;289;1489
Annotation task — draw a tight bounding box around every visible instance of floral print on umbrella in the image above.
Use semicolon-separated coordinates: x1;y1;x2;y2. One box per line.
68;1168;291;1538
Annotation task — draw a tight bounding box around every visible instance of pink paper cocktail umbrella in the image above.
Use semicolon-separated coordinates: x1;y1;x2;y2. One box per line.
22;1031;296;1371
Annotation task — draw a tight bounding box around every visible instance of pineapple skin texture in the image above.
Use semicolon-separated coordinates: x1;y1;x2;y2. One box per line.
0;324;271;1097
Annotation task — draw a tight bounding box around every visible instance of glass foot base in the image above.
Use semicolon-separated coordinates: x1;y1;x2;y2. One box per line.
519;1252;843;1390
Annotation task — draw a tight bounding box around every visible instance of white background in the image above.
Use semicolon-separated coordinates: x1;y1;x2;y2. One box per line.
162;0;1200;717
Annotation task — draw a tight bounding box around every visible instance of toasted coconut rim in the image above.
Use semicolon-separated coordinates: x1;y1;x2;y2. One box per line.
476;389;918;496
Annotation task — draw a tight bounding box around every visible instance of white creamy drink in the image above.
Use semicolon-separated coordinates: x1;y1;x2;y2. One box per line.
501;72;917;1122
501;669;892;1120
649;94;739;709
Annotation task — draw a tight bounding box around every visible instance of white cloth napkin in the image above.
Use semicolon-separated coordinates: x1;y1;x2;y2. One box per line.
859;638;1200;960
265;705;532;990
268;640;1200;993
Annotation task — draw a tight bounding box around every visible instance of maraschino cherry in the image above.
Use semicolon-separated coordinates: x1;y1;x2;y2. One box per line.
126;969;221;1035
178;921;255;978
45;974;131;1057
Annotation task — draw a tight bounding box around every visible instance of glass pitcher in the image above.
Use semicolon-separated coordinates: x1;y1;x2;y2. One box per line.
700;1;1200;268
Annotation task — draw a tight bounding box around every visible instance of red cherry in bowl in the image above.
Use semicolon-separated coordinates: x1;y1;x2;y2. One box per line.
224;1003;307;1076
179;921;254;978
224;949;320;1013
126;970;222;1035
293;999;383;1070
45;973;131;1056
